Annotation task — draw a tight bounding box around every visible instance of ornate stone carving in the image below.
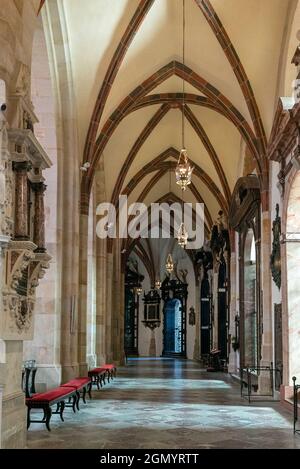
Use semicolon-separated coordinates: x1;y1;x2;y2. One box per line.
270;204;281;289
2;241;50;334
2;293;34;333
28;252;51;297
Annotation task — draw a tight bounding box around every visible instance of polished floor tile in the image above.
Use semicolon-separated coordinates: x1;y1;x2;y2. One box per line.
27;359;300;449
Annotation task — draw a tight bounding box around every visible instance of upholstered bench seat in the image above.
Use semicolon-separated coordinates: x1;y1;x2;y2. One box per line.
61;377;92;408
30;387;72;402
102;364;117;382
90;367;106;373
26;386;77;431
88;367;107;389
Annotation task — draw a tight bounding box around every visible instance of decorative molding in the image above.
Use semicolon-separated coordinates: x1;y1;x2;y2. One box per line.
2;241;51;335
8;128;52;169
229;175;260;231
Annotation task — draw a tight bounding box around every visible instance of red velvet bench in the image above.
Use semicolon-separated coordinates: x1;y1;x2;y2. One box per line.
88;367;107;389
102;364;117;382
61;377;92;410
26;386;77;431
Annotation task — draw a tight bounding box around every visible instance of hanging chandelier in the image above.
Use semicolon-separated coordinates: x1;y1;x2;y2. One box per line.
177;222;188;248
175;148;194;190
155;279;161;289
165;254;174;273
135;284;143;296
175;0;194;192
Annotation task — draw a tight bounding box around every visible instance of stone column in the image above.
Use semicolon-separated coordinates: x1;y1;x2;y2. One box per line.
95;160;108;365
13;162;30;240
193;281;201;360
259;212;273;392
105;251;113;362
228;250;238;373
212;265;219;349
32;182;46;252
77;212;89;376
95;237;107;365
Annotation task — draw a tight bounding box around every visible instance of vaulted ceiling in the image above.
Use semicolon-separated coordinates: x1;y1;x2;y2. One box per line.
60;0;294;228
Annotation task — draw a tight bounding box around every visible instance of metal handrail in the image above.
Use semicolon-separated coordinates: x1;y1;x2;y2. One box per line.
293;376;300;435
239;363;280;403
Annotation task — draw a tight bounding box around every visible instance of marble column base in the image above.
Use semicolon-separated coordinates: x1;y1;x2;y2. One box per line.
1;391;26;449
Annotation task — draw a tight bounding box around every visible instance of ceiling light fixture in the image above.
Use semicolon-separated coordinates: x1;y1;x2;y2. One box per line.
175;0;194;192
165;253;174;274
177;222;188;248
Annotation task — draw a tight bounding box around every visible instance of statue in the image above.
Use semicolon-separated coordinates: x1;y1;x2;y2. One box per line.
270;204;281;289
189;306;195;326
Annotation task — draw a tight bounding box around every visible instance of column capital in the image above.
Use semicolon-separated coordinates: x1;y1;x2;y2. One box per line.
31;182;47;193
12;161;32;173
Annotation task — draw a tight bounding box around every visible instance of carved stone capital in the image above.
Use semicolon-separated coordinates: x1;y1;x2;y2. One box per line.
28;252;51;297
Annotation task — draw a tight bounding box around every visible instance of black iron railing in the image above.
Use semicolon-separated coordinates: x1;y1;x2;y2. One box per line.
240;363;280;403
293;376;300;435
22;360;37;398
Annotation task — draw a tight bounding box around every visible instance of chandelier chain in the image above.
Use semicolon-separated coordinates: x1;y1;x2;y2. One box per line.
182;0;186;149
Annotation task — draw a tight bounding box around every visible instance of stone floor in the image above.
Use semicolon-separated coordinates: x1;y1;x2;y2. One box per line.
27;358;300;449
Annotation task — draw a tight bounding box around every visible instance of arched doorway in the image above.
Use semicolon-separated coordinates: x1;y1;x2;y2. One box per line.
161;277;187;358
163;298;183;354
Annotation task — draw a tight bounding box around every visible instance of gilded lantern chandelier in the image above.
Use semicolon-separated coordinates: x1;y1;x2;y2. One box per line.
175;0;194;192
175;0;193;249
165;253;174;274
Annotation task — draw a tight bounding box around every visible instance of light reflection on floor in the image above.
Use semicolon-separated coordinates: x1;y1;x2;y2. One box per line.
27;359;300;449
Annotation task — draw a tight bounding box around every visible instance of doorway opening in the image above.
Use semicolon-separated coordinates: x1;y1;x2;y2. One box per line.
163;298;183;356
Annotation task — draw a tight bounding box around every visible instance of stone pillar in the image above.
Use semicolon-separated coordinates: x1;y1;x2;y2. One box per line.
212;266;219;349
95;160;108;365
0;382;2;450
259;212;273;392
13;162;30;240
95;237;107;365
1;341;26;448
32;182;46;252
105;252;113;362
77;212;89;376
228;250;238;373
193;281;201;360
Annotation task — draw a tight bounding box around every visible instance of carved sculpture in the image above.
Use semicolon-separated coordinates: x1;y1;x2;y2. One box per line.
270;204;281;289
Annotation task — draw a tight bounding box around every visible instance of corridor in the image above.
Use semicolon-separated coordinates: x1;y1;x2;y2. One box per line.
27;359;300;449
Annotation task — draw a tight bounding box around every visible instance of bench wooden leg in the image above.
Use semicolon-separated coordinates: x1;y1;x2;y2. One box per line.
45;407;52;431
76;391;80;410
27;407;31;429
96;376;101;390
88;382;92;399
59;401;65;422
82;386;87;403
72;394;77;413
